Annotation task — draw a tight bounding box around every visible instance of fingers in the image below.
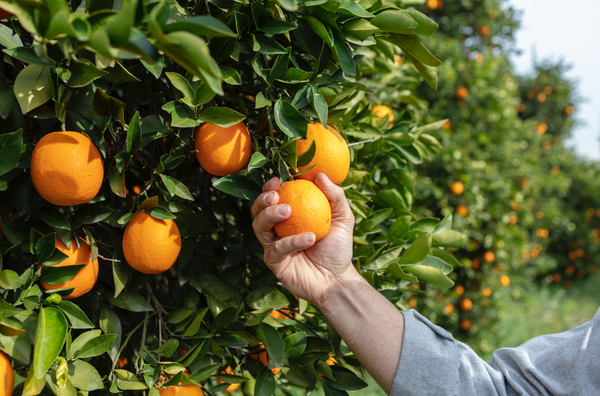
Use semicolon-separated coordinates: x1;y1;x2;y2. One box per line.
265;233;316;265
314;173;354;226
252;177;281;218
253;204;291;248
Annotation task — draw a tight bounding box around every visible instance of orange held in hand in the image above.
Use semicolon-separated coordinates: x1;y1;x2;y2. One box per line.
195;122;252;176
0;350;14;396
31;131;104;206
273;180;331;242
39;237;99;299
371;105;395;123
216;366;240;392
295;123;350;185
123;211;182;274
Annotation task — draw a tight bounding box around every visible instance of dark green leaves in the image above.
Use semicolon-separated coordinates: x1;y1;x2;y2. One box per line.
256;323;284;368
164;16;236;37
0;129;22;177
371;10;417;35
14;65;55;114
32;307;67;379
213;175;261;200
274;100;308;138
397;232;431;264
198;107;246;128
126;112;141;154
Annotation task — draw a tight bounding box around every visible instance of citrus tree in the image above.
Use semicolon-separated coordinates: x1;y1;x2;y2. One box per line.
0;0;469;395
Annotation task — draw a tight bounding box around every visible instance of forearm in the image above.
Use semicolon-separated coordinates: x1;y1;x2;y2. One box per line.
317;268;405;395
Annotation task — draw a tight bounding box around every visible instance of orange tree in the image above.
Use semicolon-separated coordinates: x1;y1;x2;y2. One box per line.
0;0;468;395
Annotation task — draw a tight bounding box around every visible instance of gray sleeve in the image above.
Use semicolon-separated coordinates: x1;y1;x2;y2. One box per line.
390;308;600;396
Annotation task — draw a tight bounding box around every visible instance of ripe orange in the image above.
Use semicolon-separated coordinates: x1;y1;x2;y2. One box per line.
426;0;442;10
216;366;239;393
566;105;574;115
249;345;281;375
270;306;297;320
157;382;204;396
442;121;452;129
449;181;464;195
471;259;481;271
194;122;252;176
295;123;350;185
0;351;14;396
479;26;490;36
455;285;464;296
325;356;337;366
39;237;99;299
456;205;469;217
133;185;142;195
273;180;331;242
31;132;104;206
499;275;510;287
123;211;182;274
372;105;395;123
482;287;492;297
460;319;472;330
443;304;454;314
460;299;473;312
455;86;469;99
483;251;495;263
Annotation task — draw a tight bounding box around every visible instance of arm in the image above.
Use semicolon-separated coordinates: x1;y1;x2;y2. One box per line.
251;173;404;394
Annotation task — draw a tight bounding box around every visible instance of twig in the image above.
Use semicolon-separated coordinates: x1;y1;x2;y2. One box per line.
98;254;121;262
109;314;155;381
347;139;376;147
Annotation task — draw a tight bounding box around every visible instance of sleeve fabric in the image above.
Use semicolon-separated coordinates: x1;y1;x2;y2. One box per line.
390;308;600;396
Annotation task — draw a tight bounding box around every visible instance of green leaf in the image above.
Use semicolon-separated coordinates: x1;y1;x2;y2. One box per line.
254;367;276;396
310;85;328;126
327;366;368;390
333;40;356;76
3;47;53;67
248;152;268;171
109;166;126;198
38;265;85;285
198;107;246;128
38;210;70;230
342;18;379;41
404;265;454;289
246;287;290;310
0;333;31;365
76;334;117;358
105;291;153;312
159;174;194;201
189;363;219;382
126;111;142;154
274;100;308;138
222;66;241;85
297;140;316;168
397;232;431;264
34;233;56;263
371;10;417;34
431;248;462;267
404;51;438;90
391;33;441;67
57;301;94;329
211;307;237;333
166;72;196;106
255;92;271;109
99;305;122;361
14;65;55;114
213;175;261;200
67;360;103;391
363;246;402;270
254;35;288;55
0;82;16;119
164;16;236;37
0;24;23;49
171;105;201;128
432;230;468;248
146;206;177;220
69;330;102;358
338;0;374;17
32;307;67;379
66;59;109;88
404;9;438;37
256;323;284;368
260;21;297;34
0;270;21;290
388;216;411;240
284;332;306;361
152;339;179;357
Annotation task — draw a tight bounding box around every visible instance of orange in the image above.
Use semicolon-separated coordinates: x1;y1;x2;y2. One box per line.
0;351;13;396
325;356;337;366
566;105;574;115
123;211;182;274
157;383;203;396
270;306;297;320
482;287;492;297
216;367;239;393
483;251;495;263
39;237;99;299
459;299;473;312
471;259;480;271
295;123;350;185
443;304;454;315
194;122;252;176
479;26;490;36
455;86;469;99
456;205;468;217
118;357;128;368
407;299;417;308
455;285;464;296
393;55;403;66
273;180;331;242
460;319;472;330
426;0;442;9
442;121;451;129
499;275;510;287
31;132;104;206
249;345;281;375
449;181;464;195
372;105;395;123
133;185;142;195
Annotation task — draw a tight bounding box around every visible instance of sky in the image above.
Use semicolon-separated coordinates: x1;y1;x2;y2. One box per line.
508;0;600;160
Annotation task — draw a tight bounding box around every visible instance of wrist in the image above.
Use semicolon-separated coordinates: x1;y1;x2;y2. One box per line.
317;265;365;315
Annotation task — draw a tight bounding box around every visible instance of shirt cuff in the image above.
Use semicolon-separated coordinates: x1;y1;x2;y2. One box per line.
390;309;459;396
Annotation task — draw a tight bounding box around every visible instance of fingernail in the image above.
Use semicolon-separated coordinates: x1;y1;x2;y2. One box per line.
306;233;316;244
264;192;274;203
277;205;289;216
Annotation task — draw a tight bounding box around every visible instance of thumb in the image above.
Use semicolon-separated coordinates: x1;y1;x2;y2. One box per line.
314;173;354;225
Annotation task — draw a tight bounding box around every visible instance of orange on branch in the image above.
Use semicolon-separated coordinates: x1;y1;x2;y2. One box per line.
449;181;464;195
460;299;473;312
460;319;472;330
295;123;350;185
443;304;454;315
249;345;281;374
216;366;240;393
39;237;99;299
483;251;495;263
195;122;252;176
273;180;331;242
31;131;104;206
371;105;395;123
456;205;469;217
123;211;181;274
0;351;14;396
499;275;510;287
455;285;464;296
157;382;204;396
455;86;469;99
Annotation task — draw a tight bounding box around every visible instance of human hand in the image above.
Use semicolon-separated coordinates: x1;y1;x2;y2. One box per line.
251;173;357;307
